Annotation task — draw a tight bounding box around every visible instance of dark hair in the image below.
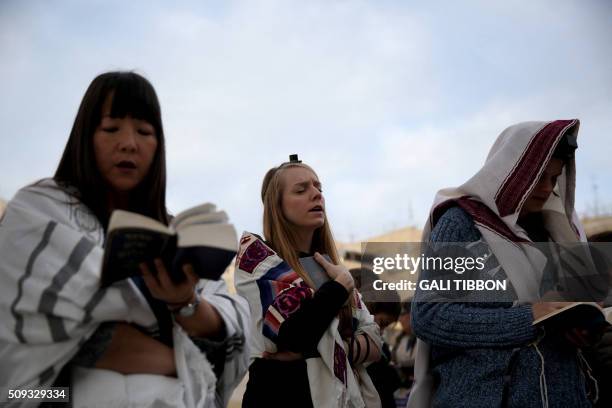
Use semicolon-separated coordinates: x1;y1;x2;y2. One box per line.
552;132;578;162
350;267;401;318
366;299;401;320
54;71;168;228
400;301;412;315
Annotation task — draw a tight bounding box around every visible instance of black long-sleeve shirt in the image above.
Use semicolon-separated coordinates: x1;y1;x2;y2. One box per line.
243;280;349;408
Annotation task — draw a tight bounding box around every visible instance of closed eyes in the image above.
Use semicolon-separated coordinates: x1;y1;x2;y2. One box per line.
138;128;154;136
294;185;323;193
100;126;154;136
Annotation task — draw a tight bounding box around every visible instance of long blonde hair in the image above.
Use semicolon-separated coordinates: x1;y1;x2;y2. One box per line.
261;162;340;287
261;161;355;334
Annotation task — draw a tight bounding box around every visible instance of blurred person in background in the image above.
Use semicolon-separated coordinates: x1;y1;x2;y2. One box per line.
351;267;403;408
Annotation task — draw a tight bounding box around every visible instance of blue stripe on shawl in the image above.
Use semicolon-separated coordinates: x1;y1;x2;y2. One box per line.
256;261;293;315
262;324;278;342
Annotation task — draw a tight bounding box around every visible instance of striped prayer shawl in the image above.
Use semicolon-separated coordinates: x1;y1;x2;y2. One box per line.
408;119;590;408
0;179;249;407
235;232;382;408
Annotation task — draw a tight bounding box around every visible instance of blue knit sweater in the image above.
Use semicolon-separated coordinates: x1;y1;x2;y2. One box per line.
412;206;591;408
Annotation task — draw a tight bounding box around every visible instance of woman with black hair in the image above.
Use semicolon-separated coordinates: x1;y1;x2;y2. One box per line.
0;71;249;407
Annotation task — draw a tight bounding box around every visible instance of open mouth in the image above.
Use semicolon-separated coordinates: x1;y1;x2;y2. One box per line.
116;161;137;169
309;205;324;213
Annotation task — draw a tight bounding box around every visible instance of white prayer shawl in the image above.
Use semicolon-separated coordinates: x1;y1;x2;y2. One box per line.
408;119;589;408
234;233;382;408
0;179;250;408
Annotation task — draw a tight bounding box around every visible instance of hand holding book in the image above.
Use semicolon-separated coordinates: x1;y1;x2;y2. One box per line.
565;327;601;348
139;258;199;305
532;301;612;347
312;252;355;292
101;203;238;287
531;301;573;322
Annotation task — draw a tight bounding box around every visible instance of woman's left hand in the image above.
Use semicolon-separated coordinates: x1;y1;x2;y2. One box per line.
140;259;199;305
565;327;604;348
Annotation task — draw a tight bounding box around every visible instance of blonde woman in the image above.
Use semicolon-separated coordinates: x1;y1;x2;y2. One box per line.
235;156;382;408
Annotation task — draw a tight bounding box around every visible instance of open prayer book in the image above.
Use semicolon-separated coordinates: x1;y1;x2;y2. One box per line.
532;302;612;329
101;203;237;287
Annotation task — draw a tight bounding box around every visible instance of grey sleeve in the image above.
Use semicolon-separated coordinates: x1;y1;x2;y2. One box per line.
412;206;537;348
192;279;250;406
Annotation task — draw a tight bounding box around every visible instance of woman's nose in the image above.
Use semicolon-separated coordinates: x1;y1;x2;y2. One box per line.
118;128;138;152
540;178;555;194
311;187;322;200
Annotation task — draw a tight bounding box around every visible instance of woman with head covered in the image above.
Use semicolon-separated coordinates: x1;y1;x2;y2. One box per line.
409;120;602;407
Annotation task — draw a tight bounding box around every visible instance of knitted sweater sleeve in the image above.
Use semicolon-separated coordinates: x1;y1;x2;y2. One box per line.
412;206;537;348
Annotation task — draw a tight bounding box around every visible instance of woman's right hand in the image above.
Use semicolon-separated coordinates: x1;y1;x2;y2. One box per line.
314;252;354;292
530;301;573;321
262;350;303;361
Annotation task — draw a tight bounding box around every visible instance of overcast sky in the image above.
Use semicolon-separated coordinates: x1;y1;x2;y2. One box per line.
1;0;611;241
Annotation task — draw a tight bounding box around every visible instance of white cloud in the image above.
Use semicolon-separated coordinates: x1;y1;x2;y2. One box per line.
1;0;611;240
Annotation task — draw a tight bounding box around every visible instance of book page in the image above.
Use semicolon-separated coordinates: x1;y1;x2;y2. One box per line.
108;210;171;235
532;302;601;326
174;210;230;231
171;203;217;230
177;223;237;250
604;306;612;324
